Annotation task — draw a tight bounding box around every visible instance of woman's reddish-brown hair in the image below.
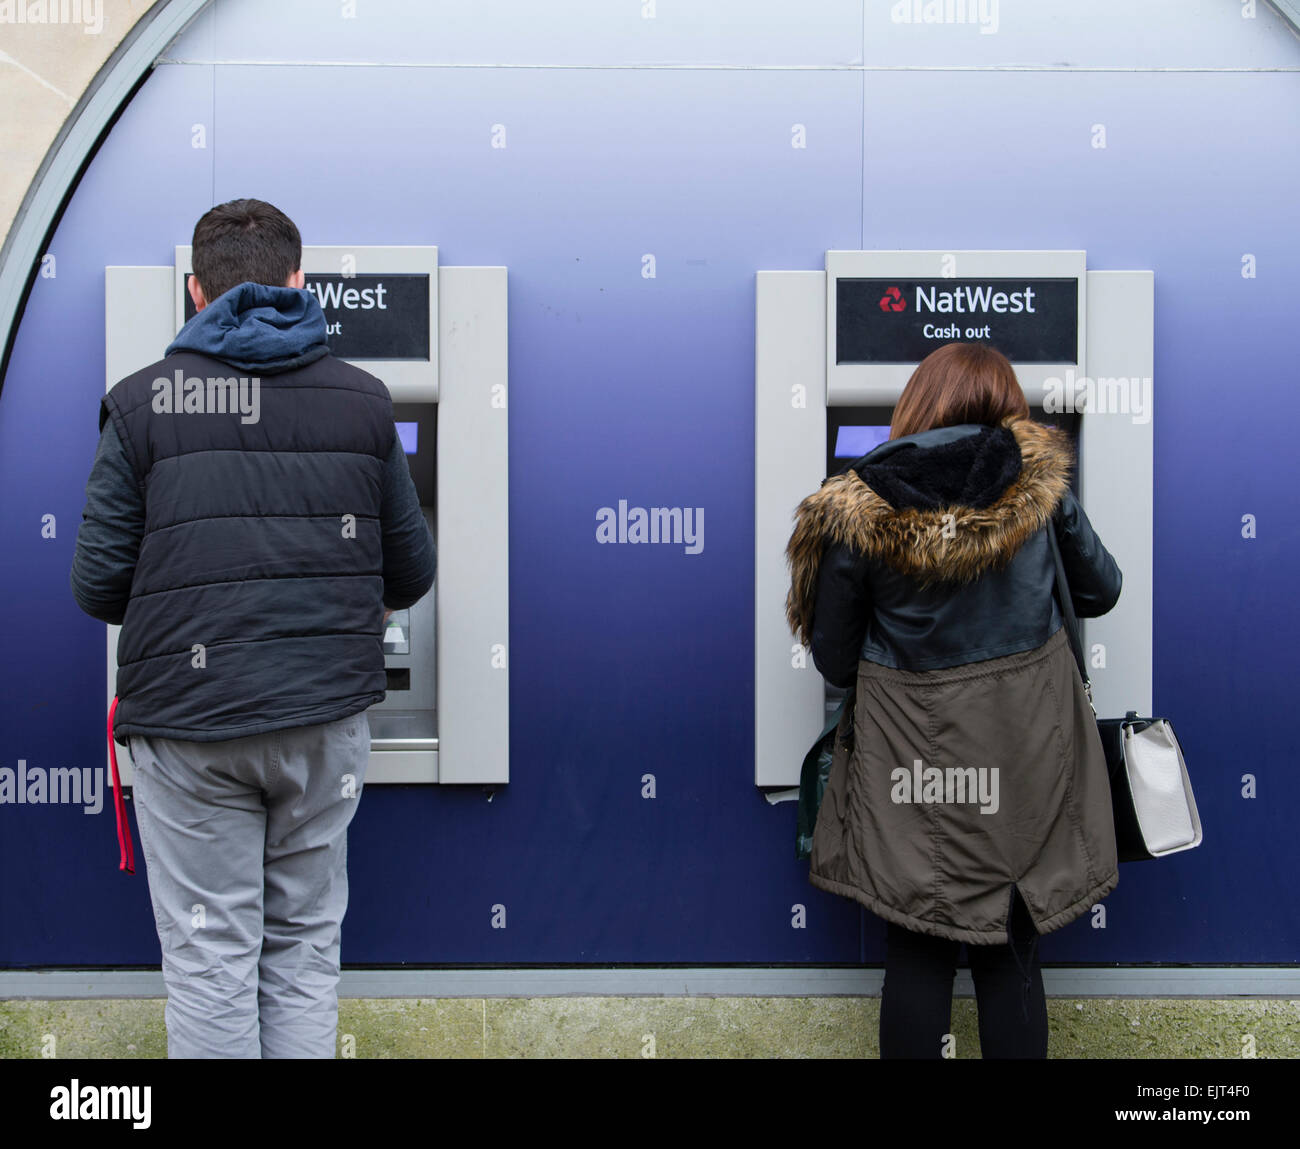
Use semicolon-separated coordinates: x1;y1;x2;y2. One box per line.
889;342;1030;440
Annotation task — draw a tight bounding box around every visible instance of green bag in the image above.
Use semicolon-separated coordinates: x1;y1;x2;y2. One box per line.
795;691;854;860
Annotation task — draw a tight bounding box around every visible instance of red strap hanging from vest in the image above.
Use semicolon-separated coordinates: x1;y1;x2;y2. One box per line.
107;696;135;875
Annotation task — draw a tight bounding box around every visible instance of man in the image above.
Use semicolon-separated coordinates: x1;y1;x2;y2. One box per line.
70;199;435;1058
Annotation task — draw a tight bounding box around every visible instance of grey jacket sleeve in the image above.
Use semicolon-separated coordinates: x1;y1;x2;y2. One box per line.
69;418;145;625
1053;489;1122;618
380;433;436;609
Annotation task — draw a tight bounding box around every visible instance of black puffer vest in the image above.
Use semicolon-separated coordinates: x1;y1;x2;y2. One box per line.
102;349;395;743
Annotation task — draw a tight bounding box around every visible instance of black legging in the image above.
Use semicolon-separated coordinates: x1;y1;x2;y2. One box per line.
879;887;1048;1059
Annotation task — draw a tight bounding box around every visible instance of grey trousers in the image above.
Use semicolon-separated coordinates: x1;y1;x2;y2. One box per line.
129;712;370;1059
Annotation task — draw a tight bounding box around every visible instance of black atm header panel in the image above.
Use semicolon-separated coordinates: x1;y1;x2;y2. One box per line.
183;273;431;361
836;277;1078;365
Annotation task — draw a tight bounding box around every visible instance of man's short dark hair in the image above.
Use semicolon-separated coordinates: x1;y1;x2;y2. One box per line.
190;199;302;303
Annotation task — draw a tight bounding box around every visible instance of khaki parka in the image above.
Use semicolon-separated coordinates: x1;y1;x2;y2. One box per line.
786;417;1120;944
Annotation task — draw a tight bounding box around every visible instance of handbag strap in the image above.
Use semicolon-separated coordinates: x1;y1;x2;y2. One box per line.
1045;517;1092;696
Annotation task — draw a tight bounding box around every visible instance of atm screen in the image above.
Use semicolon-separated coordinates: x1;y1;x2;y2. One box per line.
827;405;1080;496
827;405;894;469
833;425;891;459
391;403;436;505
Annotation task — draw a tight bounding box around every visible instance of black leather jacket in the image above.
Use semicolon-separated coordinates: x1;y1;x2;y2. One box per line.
786;419;1121;689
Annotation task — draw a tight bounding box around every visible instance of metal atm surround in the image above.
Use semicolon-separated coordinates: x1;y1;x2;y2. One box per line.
755;250;1153;787
368;402;438;754
104;246;509;786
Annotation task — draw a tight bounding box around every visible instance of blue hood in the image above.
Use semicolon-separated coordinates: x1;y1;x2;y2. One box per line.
166;281;330;373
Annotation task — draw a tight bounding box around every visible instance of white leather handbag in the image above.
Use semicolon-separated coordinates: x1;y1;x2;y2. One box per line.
1048;521;1203;863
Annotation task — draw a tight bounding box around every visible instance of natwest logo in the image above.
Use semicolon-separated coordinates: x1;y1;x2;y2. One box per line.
916;283;1036;315
878;286;907;313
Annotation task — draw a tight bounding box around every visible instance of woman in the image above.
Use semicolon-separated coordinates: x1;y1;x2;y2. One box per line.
785;342;1121;1059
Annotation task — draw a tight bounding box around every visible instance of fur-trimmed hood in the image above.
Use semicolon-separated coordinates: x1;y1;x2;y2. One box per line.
786;417;1073;646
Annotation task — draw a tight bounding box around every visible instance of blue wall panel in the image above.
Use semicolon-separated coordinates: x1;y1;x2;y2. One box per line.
1;0;1296;966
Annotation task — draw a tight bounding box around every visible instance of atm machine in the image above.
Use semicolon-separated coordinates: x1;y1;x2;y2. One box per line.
104;246;509;785
754;250;1153;787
